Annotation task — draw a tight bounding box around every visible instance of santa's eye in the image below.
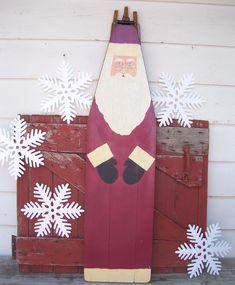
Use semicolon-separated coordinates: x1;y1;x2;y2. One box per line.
126;59;136;67
115;62;122;66
114;58;123;65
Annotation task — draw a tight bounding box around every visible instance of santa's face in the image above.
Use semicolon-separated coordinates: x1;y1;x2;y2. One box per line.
111;56;137;77
95;43;151;136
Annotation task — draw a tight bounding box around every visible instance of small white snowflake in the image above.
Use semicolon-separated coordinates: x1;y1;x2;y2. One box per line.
175;223;231;278
21;183;84;238
152;73;205;127
0;116;46;179
39;60;93;124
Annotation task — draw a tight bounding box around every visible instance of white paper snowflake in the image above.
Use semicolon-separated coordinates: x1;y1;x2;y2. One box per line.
0;116;46;179
175;223;231;278
152;73;205;127
39;60;93;124
21;183;84;238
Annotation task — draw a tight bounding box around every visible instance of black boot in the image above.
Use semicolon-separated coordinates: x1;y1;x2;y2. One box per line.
97;158;118;184
123;159;145;185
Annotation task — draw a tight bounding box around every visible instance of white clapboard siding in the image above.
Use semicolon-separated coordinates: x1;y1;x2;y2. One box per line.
1;0;235;47
209;125;235;162
0;166;16;193
130;0;235;4
208;197;235;229
220;230;235;257
0;80;234;125
0;41;235;86
0;226;16;255
150;84;235;125
208;162;235;197
0;193;16;226
0;0;235;258
0;80;96;118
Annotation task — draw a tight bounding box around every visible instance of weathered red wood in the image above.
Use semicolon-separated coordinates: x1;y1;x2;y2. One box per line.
153;210;187;241
198;156;208;232
27;123;87;153
17;115;208;273
85;75;156;272
43;151;85;193
157;119;209;129
152;240;188;269
16;237;83;266
156;125;208;156
156;155;203;187
17;166;30;237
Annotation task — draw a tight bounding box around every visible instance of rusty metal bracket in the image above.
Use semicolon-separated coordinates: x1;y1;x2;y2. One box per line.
11;235;16;259
183;144;190;180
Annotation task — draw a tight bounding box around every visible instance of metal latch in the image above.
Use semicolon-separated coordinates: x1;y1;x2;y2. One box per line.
183;144;190;181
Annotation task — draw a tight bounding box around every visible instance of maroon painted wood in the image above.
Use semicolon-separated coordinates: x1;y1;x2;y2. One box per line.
17;115;85;273
16;115;208;273
84;21;156;277
16;238;83;266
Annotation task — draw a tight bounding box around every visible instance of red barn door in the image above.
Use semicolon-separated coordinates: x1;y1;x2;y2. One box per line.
152;120;208;272
16;116;208;274
16;115;86;273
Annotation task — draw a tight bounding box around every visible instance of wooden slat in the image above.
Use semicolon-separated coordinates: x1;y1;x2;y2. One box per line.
209;125;235;162
208;162;235;196
208;198;235;229
0;192;16;226
1;41;235;86
43;152;86;192
27;123;87;154
156;125;209;156
1;81;235;126
152;240;187;271
16;237;84;266
150;83;235;126
153;211;187;241
17;165;30;235
1;1;235;47
0;226;16;255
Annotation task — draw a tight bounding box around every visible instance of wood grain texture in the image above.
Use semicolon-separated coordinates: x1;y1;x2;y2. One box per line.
15;115;208;273
1;0;235;260
1;0;235;47
85;23;156;277
1;41;235;86
16;237;83;266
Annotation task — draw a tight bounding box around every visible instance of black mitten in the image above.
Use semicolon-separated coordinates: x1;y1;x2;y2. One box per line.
123;159;145;185
97;158;118;184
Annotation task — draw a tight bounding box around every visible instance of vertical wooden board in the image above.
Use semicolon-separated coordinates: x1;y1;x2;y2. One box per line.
85;21;156;283
29;166;54;272
52;174;79;238
17;166;30;237
152;240;188;270
153;122;208;272
155;169;198;228
77;189;85;239
52;174;79;272
17;166;30;273
197;157;208;231
43;152;86;193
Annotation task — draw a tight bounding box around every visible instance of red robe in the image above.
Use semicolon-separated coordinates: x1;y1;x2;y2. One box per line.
84;23;156;282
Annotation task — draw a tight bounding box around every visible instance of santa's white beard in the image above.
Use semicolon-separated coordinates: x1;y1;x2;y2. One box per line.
95;43;151;136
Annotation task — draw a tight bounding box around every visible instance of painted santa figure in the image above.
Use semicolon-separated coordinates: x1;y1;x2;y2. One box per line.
84;8;156;283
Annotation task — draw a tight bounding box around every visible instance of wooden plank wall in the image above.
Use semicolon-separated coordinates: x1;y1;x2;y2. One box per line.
0;0;234;256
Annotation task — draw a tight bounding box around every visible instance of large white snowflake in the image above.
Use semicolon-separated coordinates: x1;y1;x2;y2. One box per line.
21;183;84;238
0;116;45;179
39;60;93;124
152;73;205;127
175;223;231;278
